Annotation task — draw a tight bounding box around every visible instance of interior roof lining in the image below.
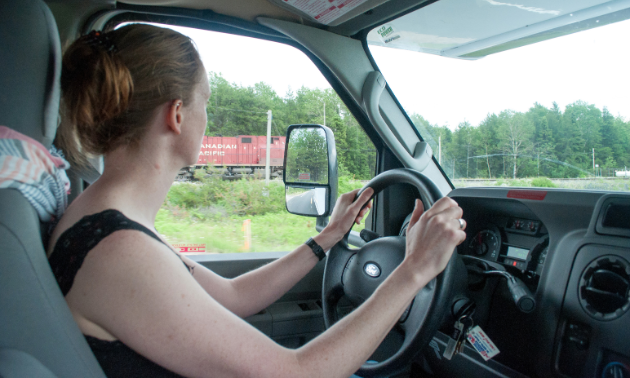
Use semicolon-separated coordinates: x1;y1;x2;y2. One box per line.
117;0;438;38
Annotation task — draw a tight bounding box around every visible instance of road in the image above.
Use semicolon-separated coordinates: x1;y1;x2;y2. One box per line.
286;188;326;215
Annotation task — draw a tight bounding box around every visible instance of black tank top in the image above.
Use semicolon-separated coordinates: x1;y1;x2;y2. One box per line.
49;209;189;377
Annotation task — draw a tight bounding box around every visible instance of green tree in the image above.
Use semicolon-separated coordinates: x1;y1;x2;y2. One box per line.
285;128;328;183
498;111;534;179
476;114;501;178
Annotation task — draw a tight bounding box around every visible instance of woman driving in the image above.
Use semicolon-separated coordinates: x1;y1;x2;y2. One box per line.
47;24;467;378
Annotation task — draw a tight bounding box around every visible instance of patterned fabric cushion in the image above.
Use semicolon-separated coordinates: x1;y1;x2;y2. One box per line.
0;126;70;222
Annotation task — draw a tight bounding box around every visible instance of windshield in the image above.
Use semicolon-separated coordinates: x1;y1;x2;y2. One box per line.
368;0;630;192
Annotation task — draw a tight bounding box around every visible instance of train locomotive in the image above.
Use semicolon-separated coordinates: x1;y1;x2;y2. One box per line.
178;135;286;180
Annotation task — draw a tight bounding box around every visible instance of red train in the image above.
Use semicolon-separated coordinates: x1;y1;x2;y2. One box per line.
178;135;286;179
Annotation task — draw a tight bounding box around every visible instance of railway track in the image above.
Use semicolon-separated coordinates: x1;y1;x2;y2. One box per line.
176;167;283;181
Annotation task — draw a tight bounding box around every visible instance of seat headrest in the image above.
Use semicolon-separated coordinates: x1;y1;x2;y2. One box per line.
0;0;61;148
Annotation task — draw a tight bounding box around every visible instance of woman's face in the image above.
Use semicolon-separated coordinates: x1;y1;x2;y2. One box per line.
183;75;211;165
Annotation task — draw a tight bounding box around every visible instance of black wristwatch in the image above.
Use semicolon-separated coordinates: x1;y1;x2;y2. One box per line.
305;237;326;261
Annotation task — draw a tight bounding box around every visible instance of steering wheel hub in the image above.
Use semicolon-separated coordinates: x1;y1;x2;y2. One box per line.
341;237;406;307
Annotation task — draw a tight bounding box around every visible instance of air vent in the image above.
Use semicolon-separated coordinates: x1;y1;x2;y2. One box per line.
596;197;630;238
579;255;630;321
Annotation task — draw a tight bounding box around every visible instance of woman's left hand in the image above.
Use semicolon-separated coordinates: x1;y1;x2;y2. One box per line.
317;188;374;248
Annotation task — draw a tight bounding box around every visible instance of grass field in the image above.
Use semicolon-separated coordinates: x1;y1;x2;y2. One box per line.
157;209;319;253
158;175;367;254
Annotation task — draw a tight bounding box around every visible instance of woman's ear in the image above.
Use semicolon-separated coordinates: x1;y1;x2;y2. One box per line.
166;100;184;135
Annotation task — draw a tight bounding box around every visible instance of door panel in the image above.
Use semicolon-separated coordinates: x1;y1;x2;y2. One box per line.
191;253;325;347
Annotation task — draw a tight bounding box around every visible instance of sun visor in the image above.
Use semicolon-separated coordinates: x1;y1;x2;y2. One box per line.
367;0;630;59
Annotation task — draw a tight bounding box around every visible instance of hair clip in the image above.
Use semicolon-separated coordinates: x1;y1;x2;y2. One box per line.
83;30;117;53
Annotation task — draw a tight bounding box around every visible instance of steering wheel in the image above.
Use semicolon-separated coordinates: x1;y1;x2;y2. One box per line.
322;168;459;377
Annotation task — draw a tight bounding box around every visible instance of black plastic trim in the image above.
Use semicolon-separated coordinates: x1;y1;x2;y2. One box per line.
595;196;630;238
103;4;288;39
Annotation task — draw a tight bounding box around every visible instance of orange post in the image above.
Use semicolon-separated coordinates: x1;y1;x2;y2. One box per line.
242;219;252;251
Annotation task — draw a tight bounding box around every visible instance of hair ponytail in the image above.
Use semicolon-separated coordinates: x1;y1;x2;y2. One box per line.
57;24;204;166
58;34;133;165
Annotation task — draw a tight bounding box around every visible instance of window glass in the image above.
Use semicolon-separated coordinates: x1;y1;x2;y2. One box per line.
368;4;630;192
135;23;377;254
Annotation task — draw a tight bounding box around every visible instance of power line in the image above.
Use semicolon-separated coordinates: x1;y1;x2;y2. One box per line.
271;120;285;136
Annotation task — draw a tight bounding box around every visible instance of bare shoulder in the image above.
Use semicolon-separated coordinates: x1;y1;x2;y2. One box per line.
65;227;197;337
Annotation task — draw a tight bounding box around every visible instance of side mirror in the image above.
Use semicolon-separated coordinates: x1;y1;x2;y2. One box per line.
283;124;337;217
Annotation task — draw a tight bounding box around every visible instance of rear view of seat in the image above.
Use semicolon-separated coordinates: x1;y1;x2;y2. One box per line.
0;0;105;376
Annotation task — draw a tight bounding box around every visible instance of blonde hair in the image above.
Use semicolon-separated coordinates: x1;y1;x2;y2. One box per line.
56;24;205;165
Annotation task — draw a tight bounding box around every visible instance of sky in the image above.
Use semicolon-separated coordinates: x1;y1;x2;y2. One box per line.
166;16;630;131
168;25;331;98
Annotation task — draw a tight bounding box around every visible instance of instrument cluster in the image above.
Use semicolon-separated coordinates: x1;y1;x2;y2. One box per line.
462;216;549;286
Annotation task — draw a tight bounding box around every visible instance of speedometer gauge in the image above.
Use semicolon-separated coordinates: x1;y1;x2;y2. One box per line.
469;226;501;260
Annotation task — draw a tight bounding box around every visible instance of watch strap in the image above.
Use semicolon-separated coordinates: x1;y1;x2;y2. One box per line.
306;237;326;261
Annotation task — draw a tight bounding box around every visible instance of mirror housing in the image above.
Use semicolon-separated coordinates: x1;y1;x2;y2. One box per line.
283;124;337;217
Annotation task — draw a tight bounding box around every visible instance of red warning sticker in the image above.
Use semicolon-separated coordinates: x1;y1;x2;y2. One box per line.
172;244;206;253
507;190;547;201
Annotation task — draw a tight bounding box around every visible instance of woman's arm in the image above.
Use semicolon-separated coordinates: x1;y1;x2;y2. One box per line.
180;188;374;318
67;196;465;378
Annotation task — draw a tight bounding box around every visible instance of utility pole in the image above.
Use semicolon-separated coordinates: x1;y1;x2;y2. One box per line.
265;110;272;185
467;144;470;178
592;148;595;172
323;101;326;126
439;136;442;165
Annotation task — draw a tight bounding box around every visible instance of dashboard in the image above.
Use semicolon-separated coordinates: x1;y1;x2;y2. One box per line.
421;187;630;378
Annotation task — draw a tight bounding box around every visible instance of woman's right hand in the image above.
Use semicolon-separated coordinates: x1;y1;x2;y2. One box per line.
403;197;467;284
